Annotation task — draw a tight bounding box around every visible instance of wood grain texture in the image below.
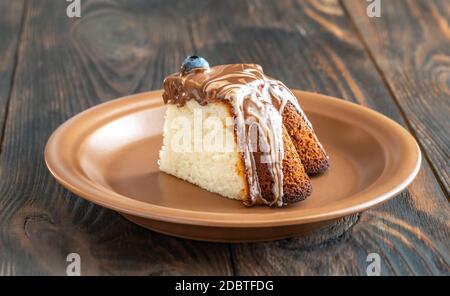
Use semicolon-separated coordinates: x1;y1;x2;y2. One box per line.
342;0;450;195
0;0;448;276
184;0;449;275
0;0;232;275
0;1;25;150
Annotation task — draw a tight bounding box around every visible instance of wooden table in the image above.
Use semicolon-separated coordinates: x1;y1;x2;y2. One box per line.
0;0;448;276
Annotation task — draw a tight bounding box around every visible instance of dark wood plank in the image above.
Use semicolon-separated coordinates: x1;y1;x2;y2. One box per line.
342;0;450;195
185;0;450;275
0;0;233;275
0;1;25;150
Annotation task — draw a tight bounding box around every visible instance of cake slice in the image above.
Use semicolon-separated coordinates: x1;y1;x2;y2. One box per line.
159;56;329;207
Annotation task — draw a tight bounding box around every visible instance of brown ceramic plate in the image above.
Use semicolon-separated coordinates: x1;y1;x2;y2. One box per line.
45;90;421;242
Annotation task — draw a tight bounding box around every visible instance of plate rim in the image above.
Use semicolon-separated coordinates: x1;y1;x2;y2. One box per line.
44;90;422;228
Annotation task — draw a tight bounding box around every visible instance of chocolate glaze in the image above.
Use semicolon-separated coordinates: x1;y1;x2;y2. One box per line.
163;64;306;207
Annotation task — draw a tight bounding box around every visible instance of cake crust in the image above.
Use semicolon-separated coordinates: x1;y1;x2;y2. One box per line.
254;125;312;205
282;102;330;174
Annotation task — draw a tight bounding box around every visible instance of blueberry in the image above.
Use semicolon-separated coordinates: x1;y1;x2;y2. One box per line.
181;55;210;73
